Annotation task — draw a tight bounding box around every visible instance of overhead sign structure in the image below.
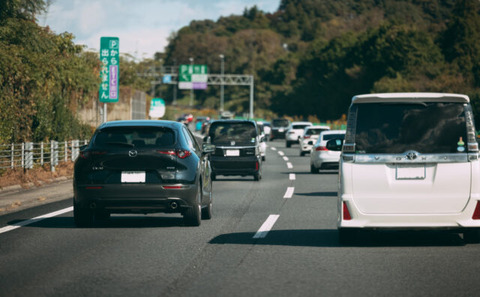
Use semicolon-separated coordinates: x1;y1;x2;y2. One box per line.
178;64;208;90
149;98;166;118
99;37;120;103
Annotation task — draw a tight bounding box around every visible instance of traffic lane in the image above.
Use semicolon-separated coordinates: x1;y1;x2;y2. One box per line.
168;142;480;297
0;147;291;296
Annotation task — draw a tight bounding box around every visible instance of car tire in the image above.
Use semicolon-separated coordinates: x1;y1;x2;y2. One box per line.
201;190;213;220
310;164;319;174
464;229;480;243
262;156;266;161
184;185;202;226
74;202;95;227
300;151;305;156
338;228;358;245
211;173;216;181
254;172;261;181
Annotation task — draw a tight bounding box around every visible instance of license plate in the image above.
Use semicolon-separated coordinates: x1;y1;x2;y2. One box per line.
396;165;425;180
225;149;240;157
121;171;146;183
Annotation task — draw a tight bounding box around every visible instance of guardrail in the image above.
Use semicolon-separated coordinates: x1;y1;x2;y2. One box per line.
0;140;88;172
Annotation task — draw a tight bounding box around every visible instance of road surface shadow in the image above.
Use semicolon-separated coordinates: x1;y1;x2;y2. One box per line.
295;191;337;197
209;229;466;247
10;215;188;229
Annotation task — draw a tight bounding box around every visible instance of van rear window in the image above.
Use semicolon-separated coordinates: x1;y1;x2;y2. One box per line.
354;102;467;154
209;122;256;146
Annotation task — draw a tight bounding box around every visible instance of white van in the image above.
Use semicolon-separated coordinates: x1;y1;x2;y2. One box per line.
337;93;480;244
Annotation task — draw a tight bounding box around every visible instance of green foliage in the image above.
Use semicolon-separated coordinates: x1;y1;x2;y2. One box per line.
0;11;99;143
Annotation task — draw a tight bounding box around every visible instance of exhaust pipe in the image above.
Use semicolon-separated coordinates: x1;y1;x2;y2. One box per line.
170;201;178;210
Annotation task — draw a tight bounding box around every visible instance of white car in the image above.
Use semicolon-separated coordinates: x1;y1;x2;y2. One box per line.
309;130;345;171
285;121;312;147
337;93;480;244
299;126;330;156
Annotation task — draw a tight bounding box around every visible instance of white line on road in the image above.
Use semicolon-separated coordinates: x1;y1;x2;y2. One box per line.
283;156;289;161
278;151;284;156
284;187;295;199
253;214;280;239
0;207;73;235
271;147;277;151
289;173;296;180
287;162;293;169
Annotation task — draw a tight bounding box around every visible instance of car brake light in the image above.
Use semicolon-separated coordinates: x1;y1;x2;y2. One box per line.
157;149;192;159
315;146;328;151
256;161;259;171
343;202;352;220
472;201;480;220
79;151;106;159
304;135;311;139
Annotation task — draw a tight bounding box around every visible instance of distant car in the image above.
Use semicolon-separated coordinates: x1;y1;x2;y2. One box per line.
310;130;346;173
285;121;312;147
73;120;215;227
299;126;330;156
257;121;271;141
256;122;269;161
270;118;290;140
206;120;263;181
195;116;210;131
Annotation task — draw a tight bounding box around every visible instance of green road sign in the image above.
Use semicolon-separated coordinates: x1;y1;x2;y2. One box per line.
178;64;208;89
99;37;120;103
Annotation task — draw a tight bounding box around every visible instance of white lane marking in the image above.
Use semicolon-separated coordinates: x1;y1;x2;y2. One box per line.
278;151;284;156
0;207;73;234
284;187;295;199
283;156;289;161
289;173;296;180
271;147;277;151
253;214;280;239
287;162;293;169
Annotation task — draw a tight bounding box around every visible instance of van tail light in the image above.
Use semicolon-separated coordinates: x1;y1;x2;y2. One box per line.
255;161;259;171
343;202;352;220
316;146;328;151
472;201;480;220
304;135;311;139
157;150;192;159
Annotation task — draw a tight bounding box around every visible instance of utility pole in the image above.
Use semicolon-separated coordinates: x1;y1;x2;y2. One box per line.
219;54;225;112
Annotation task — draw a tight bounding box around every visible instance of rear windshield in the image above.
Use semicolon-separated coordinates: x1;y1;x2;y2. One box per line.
353;102;467;154
323;133;346;141
209;122;256;145
93;127;175;148
272;119;289;127
292;124;311;130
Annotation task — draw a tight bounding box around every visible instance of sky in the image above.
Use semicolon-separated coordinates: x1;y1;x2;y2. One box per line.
39;0;280;60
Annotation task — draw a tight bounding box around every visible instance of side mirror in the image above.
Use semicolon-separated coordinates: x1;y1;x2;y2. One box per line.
79;144;88;151
202;143;215;154
203;136;211;144
326;139;344;151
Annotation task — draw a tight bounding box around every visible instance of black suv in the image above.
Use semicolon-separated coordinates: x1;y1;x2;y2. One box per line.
270;118;290;140
206;120;263;181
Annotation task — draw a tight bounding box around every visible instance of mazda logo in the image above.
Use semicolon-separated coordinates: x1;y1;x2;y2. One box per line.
128;150;138;157
405;151;418;160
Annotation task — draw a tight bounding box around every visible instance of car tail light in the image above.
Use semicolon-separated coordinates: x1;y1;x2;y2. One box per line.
162;185;184;189
157;149;192;159
304;135;311;139
472;201;480;220
255;161;259;171
343;202;352;220
79;151;106;159
315;146;328;151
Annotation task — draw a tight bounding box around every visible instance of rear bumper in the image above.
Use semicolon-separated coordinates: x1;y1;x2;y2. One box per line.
74;183;197;213
210;156;260;176
338;197;480;229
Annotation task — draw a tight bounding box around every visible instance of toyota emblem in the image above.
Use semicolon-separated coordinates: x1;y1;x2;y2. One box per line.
405;151;418;160
128;150;138;157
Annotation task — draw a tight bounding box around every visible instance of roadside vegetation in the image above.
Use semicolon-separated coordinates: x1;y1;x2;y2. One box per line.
2;0;480;146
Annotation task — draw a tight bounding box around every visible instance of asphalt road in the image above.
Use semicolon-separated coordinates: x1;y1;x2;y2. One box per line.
1;140;480;297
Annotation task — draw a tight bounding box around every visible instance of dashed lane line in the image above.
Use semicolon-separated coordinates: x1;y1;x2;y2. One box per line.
284;187;295;199
253;214;280;239
0;207;73;235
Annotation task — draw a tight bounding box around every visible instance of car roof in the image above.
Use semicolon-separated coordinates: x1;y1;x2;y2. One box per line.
291;121;312;125
97;120;181;130
320;130;346;135
306;126;330;130
352;92;470;104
